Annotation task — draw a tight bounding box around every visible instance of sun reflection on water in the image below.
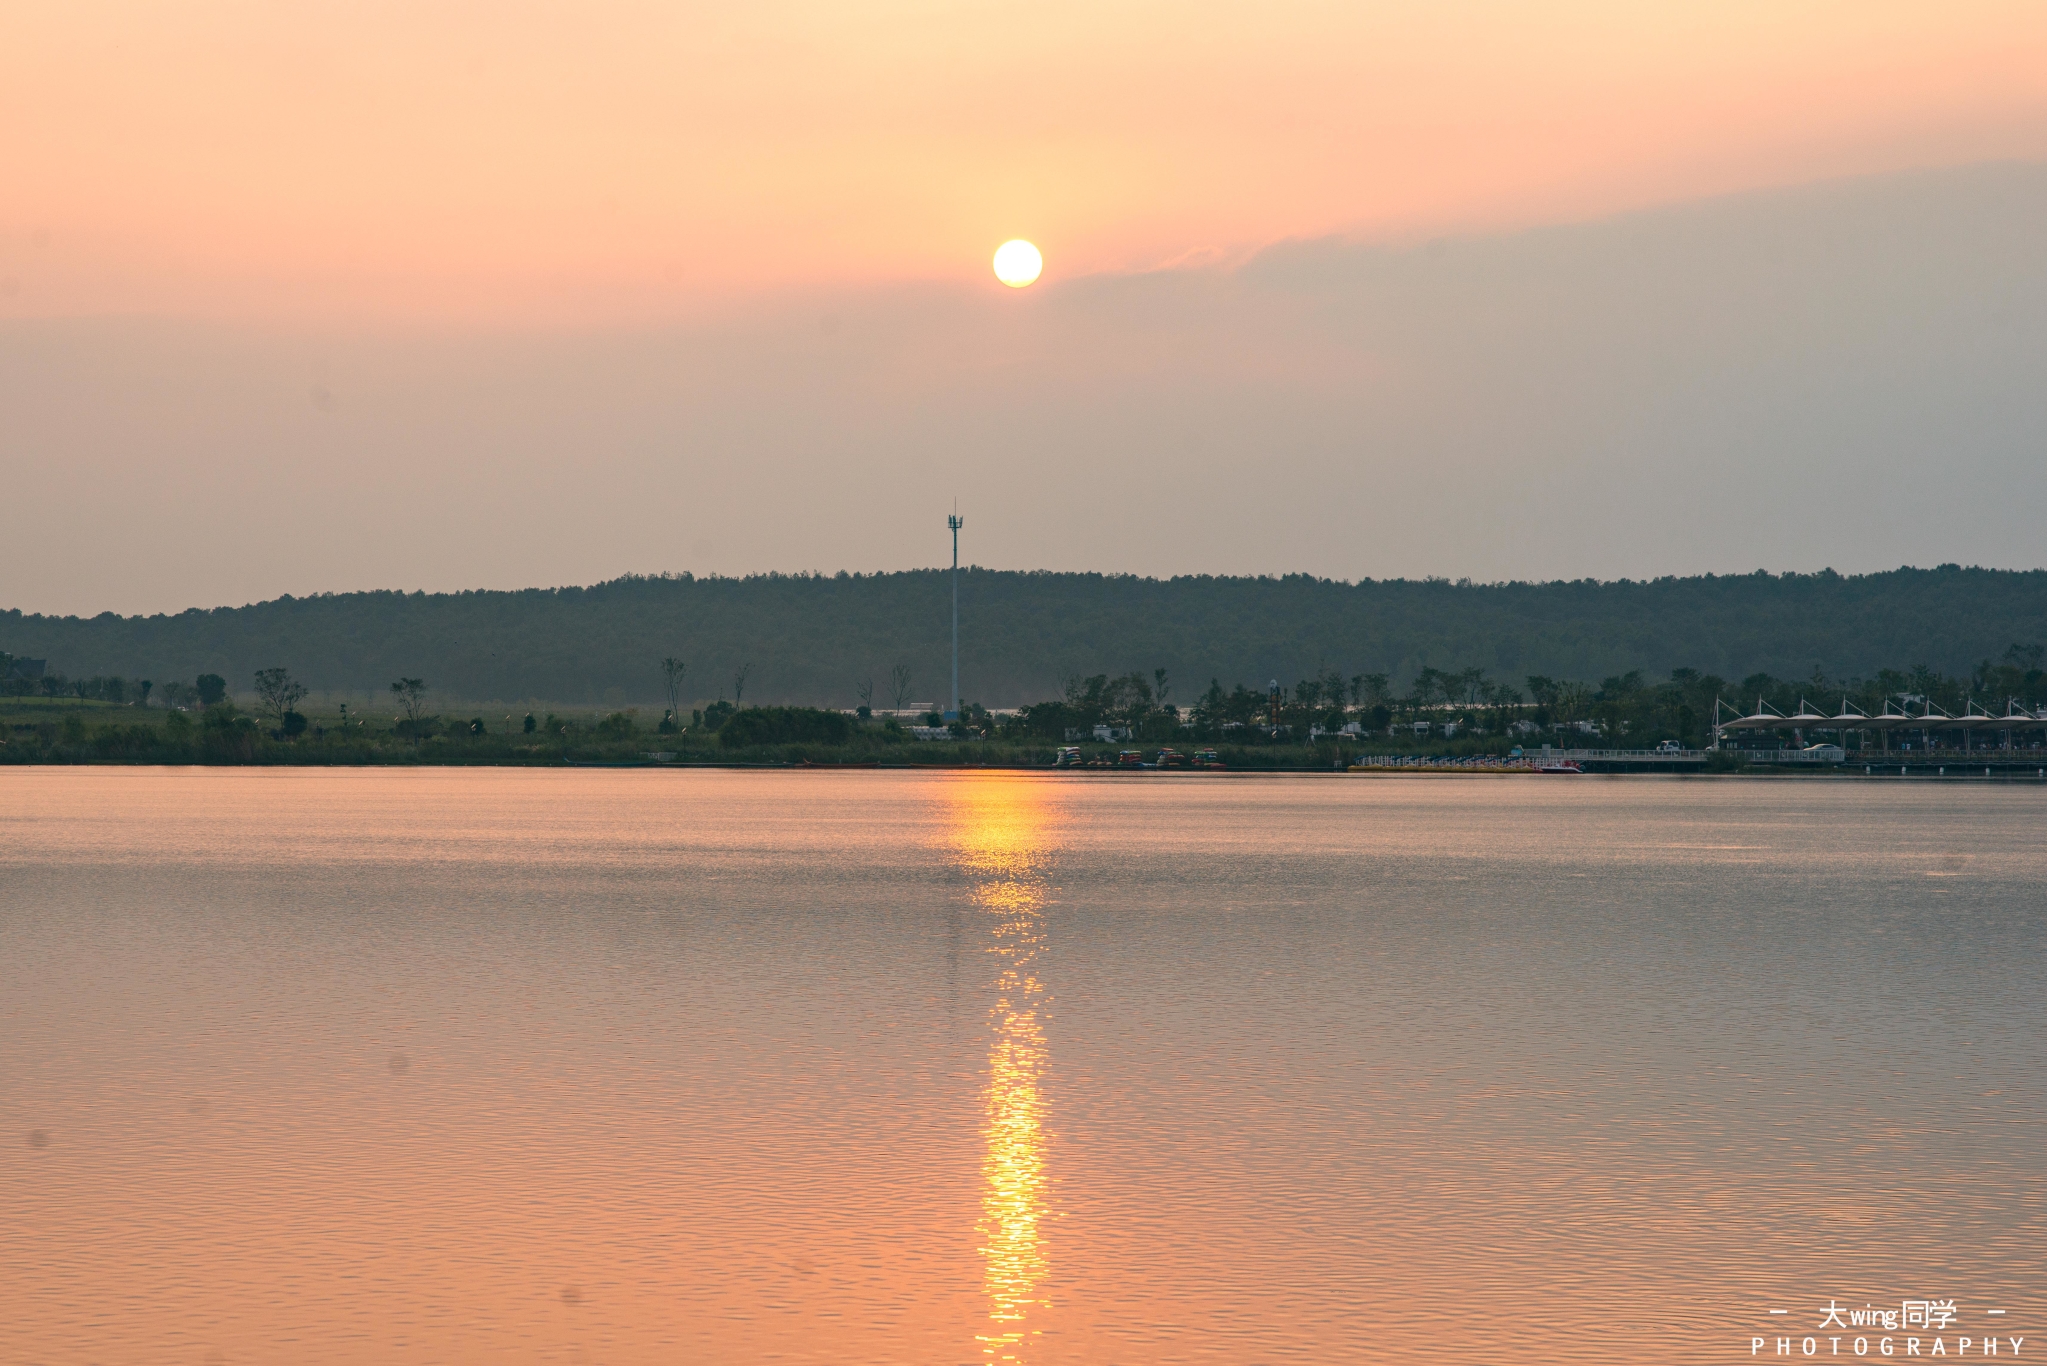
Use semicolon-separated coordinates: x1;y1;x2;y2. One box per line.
950;776;1056;1364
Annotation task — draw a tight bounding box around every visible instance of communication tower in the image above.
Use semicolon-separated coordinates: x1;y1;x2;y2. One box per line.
947;509;964;721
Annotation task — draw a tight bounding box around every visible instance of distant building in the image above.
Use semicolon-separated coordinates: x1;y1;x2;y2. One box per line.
4;657;47;680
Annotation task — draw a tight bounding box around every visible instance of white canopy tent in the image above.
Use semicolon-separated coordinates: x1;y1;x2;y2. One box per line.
1713;697;2046;751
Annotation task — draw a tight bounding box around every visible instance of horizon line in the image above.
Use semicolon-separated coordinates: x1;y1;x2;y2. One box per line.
3;561;2038;623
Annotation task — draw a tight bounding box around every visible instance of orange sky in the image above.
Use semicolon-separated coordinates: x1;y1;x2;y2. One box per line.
4;1;2045;322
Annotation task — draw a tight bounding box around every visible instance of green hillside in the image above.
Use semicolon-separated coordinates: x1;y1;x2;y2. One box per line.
4;565;2043;708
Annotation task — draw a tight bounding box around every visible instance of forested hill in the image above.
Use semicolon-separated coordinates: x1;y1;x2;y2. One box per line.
5;567;2044;708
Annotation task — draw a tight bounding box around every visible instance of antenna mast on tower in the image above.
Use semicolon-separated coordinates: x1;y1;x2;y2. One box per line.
947;507;964;722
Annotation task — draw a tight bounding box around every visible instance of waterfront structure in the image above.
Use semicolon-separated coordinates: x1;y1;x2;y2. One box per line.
1714;696;2047;752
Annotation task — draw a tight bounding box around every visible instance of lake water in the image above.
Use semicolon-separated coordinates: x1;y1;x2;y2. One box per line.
3;768;2042;1364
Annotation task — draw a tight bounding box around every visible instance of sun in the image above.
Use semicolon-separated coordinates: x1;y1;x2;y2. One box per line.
993;240;1042;288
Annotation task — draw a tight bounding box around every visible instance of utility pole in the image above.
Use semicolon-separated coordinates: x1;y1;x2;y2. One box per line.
947;507;964;721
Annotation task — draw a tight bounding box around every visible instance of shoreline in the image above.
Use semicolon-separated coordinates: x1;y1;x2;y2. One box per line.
4;759;2044;780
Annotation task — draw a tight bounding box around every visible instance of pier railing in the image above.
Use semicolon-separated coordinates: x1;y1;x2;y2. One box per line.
1712;748;1838;764
1350;749;1708;770
1536;748;1706;762
1352;755;1533;769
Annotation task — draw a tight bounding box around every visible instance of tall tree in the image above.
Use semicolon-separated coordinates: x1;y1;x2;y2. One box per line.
660;657;687;718
253;667;308;731
1292;677;1323;724
1405;667;1445;718
1456;667;1489;707
1554;681;1592;728
732;662;753;705
1317;666;1349;727
390;677;428;726
889;663;914;711
1116;672;1155;728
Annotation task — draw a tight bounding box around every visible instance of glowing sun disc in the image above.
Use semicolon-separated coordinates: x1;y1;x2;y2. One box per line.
993;240;1042;288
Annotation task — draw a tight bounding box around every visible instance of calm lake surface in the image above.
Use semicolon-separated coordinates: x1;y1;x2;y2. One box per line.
3;768;2043;1364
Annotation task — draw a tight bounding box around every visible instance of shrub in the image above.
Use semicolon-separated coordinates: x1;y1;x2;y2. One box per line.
718;706;854;748
201;707;260;762
93;724;160;759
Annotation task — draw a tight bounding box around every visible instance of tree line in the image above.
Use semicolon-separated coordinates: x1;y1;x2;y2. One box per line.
6;564;2044;708
995;645;2047;749
11;641;2045;760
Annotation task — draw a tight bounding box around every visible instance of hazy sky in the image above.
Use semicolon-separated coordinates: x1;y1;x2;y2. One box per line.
4;3;2046;615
